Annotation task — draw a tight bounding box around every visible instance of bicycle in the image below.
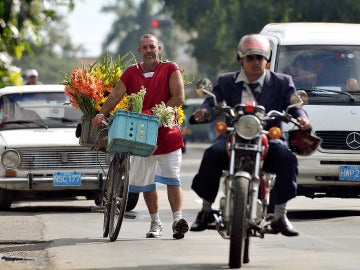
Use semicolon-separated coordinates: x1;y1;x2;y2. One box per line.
98;110;160;242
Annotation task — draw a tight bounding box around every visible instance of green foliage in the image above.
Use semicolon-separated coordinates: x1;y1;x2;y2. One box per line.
101;0;178;62
0;0;74;87
164;0;360;79
4;0;360;88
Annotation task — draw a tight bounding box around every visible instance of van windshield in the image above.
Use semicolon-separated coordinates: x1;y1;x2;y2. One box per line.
277;45;360;93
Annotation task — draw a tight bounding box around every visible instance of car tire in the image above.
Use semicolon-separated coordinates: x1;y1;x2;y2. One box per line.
126;192;139;211
94;192;102;206
0;189;13;210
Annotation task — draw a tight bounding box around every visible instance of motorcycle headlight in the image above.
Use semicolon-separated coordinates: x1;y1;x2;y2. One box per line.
234;115;262;140
1;149;21;169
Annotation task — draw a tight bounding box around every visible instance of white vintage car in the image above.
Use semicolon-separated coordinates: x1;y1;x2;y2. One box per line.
0;84;110;209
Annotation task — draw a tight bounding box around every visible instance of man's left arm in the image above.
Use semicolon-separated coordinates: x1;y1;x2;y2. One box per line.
166;69;185;107
283;73;312;131
289;107;311;131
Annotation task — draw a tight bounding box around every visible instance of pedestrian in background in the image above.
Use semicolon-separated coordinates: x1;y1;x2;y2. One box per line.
25;69;42;85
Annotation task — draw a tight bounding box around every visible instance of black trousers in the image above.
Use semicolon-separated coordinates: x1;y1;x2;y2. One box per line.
191;134;298;205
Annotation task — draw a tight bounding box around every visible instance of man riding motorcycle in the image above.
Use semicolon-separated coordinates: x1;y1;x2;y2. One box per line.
190;34;311;237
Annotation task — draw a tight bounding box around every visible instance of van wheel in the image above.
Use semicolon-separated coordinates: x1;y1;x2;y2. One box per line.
126;192;139;211
0;189;13;210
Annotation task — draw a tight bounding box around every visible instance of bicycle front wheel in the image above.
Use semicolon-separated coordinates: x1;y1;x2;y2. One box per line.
109;153;130;242
102;156;116;238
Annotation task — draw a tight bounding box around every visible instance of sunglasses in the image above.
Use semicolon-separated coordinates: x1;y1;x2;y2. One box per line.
245;55;265;61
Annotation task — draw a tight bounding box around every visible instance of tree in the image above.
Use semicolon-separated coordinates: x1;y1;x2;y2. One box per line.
101;0;179;62
13;15;81;84
163;0;360;79
0;0;75;87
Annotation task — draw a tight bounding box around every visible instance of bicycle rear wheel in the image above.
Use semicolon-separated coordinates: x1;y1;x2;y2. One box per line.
102;157;116;238
109;153;130;242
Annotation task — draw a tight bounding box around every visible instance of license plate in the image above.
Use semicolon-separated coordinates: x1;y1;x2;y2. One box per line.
339;165;360;181
53;172;81;186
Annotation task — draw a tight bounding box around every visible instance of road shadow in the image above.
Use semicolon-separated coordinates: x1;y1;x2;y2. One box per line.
287;209;360;220
0;195;101;214
102;265;229;270
1;205;96;215
0;240;50;253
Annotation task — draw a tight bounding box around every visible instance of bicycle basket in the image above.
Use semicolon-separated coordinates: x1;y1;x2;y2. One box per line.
79;115;108;150
107;110;160;157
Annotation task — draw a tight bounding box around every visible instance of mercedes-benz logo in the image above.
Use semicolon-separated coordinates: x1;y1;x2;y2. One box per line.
345;132;360;149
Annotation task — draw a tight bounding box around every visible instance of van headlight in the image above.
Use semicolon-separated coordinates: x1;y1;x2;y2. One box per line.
234;115;262;140
1;149;21;169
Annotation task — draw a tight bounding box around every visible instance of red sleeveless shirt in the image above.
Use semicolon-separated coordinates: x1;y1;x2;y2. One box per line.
120;61;184;155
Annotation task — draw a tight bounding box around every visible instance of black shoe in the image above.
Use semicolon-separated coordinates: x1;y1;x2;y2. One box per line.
190;210;217;232
271;215;299;237
172;218;189;239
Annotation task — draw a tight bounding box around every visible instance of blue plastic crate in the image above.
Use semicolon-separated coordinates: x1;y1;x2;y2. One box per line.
107;110;160;157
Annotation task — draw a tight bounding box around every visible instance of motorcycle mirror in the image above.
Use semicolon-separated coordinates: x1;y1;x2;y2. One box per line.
290;90;308;108
296;90;308;105
285;90;308;114
195;78;213;97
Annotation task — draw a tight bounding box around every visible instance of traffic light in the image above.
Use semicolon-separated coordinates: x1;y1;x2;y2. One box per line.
150;19;172;28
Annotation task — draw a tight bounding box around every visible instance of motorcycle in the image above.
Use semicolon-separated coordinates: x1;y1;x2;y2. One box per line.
192;78;321;268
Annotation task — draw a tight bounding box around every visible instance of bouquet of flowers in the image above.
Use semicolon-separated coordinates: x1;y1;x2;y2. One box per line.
64;51;189;126
63;52;136;116
115;88;184;128
151;101;184;128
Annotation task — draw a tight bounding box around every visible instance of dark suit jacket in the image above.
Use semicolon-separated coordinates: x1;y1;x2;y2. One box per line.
198;69;308;131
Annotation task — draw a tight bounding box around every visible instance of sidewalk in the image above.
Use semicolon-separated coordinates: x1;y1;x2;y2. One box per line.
0;210;48;269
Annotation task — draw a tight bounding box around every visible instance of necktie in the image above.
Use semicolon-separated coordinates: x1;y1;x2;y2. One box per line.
248;83;261;100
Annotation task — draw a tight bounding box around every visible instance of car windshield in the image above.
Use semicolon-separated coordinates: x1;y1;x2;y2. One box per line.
277;45;360;105
0;92;82;130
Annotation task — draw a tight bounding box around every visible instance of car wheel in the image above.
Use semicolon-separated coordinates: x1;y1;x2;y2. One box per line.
126;192;139;211
94;192;102;206
0;189;13;210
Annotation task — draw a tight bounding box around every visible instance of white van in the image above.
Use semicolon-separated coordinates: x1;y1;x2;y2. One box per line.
260;23;360;198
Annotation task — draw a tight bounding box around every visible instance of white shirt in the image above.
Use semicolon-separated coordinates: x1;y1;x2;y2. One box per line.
235;70;266;103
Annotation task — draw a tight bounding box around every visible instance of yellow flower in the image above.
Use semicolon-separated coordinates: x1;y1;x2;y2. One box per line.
109;94;129;115
115;69;122;78
177;106;184;125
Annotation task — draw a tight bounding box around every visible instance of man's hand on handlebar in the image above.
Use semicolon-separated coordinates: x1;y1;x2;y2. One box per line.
297;117;311;131
92;114;107;126
193;109;208;123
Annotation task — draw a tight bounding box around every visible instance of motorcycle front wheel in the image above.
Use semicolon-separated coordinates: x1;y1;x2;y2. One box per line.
229;176;249;269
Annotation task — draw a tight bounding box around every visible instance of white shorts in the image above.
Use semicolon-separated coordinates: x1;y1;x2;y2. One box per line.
129;149;182;193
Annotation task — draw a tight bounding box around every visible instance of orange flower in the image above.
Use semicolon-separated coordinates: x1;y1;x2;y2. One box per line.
63;68;104;115
63;52;136;116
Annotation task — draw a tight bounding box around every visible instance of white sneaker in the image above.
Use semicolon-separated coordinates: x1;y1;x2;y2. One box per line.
146;221;163;238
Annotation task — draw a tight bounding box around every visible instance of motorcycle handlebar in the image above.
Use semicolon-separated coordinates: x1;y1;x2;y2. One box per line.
266;110;300;127
190;102;301;128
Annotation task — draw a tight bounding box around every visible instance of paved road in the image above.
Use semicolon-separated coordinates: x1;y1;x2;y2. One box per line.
1;143;359;269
